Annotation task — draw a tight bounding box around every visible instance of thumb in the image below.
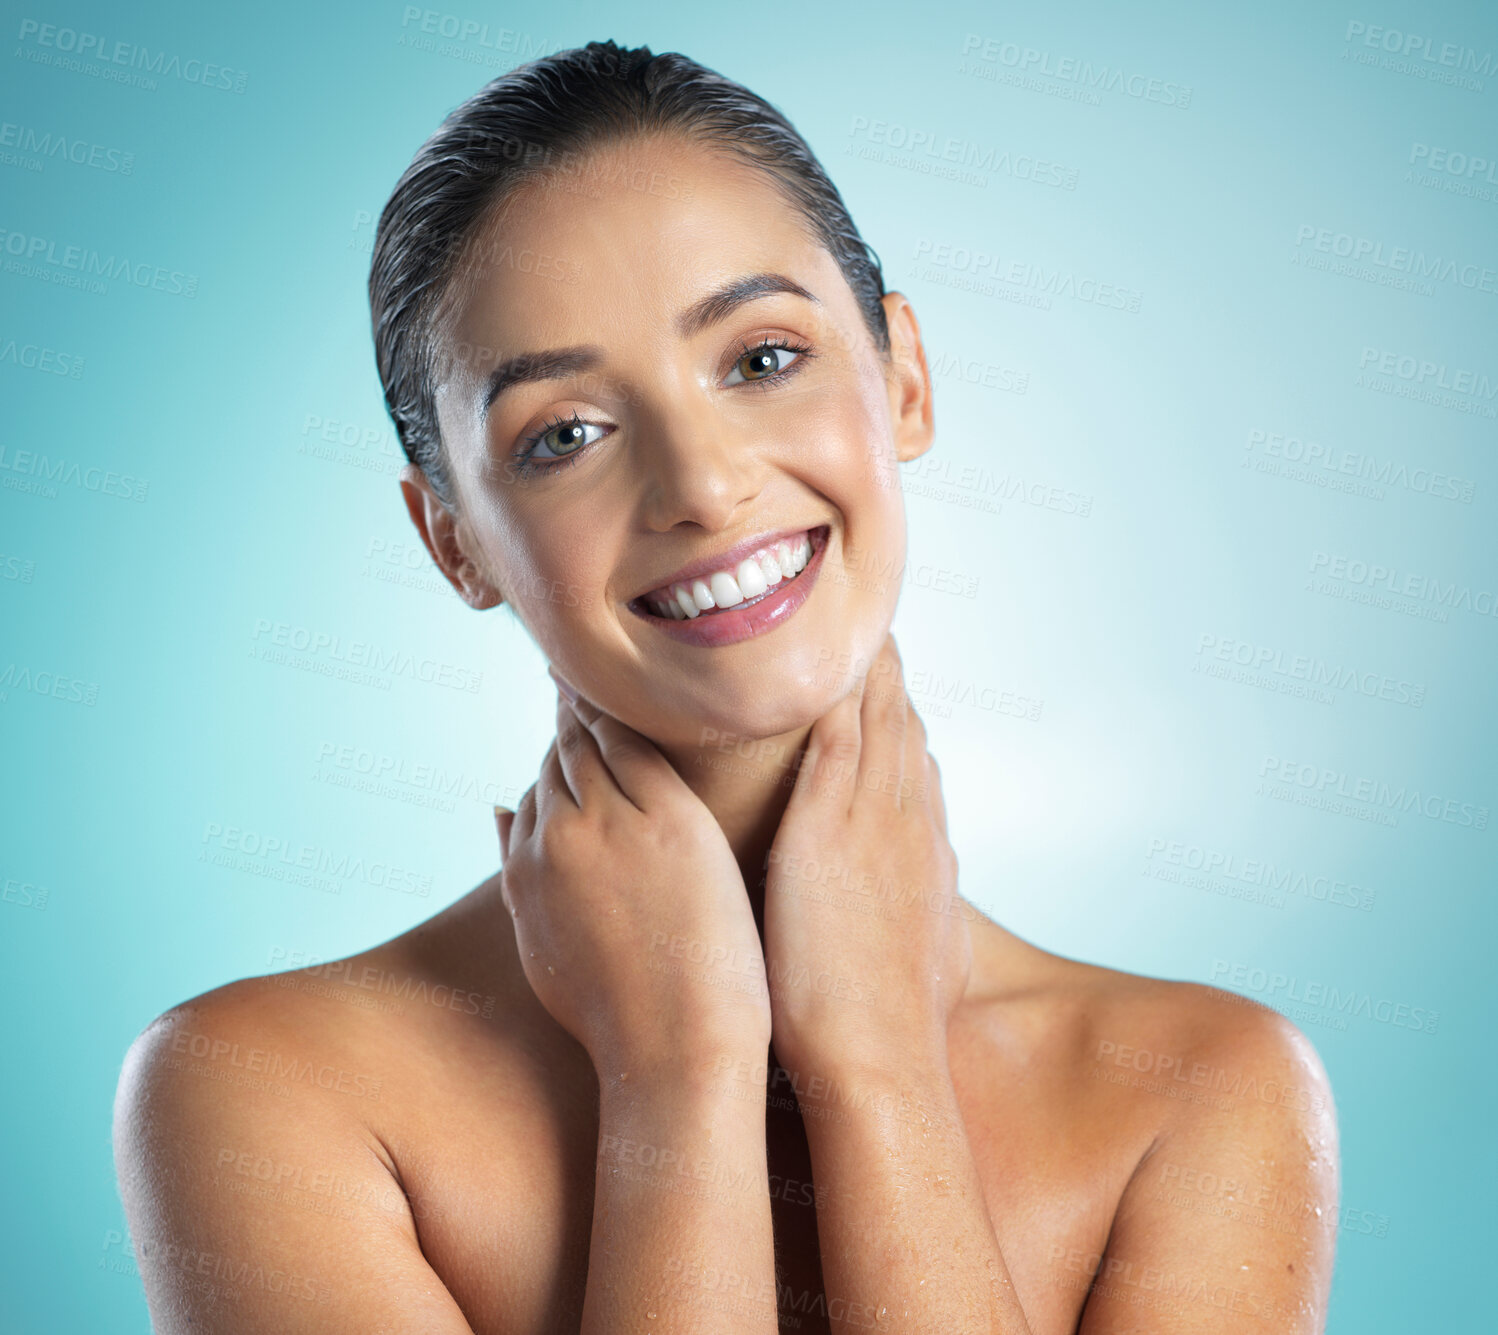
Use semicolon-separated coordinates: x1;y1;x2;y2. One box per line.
493;804;515;865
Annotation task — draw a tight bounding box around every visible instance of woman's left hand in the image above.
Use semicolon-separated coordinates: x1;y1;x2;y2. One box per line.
762;631;975;1075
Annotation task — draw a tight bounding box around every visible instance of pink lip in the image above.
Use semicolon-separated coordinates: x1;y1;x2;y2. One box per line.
631;524;826;604
628;525;830;648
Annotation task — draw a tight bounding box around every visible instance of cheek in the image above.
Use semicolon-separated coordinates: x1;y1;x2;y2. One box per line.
509;550;607;630
823;385;904;543
477;510;608;632
787;379;895;506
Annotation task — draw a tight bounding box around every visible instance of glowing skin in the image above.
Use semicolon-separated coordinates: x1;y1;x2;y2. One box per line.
402;134;932;818
111;132;1338;1335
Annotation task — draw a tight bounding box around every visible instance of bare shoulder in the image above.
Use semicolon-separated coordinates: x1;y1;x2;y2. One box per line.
1073;955;1334;1124
114;959;393;1141
114;872;550;1156
967;921;1335;1131
969;925;1340;1331
110;877;541;1332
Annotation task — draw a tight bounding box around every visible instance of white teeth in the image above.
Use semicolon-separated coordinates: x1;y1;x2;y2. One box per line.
645;529;819;619
735;558;768;599
708;570;744;608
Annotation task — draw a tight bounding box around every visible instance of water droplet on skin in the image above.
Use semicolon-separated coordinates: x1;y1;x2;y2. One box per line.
646;1311;656;1320
546;964;556;975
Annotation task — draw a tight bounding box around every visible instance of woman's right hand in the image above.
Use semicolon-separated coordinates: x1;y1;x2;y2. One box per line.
496;673;772;1079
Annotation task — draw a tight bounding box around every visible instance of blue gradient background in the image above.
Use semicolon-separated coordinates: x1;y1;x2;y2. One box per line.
2;1;1494;1329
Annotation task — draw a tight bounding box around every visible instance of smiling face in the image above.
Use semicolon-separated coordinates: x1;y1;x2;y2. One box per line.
404;132;934;750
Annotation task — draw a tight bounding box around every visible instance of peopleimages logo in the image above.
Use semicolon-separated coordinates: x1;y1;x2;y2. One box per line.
1257;756;1489;830
958;34;1193;108
1144;837;1376;912
1210;960;1439;1034
0;228;198;296
0;121;135;174
1309;551;1498;621
1194;633;1426;707
847;115;1081;190
0;445;148;501
15;19;251;93
914;238;1144;312
249;619;482;693
1358;347;1497;399
1293;224;1498;296
1245;429;1476;503
1343;21;1497;77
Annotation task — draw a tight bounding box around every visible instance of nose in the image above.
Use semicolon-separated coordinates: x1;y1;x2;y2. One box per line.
636;401;765;534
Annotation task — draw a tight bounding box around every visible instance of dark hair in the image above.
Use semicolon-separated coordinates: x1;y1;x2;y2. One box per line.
368;39;889;509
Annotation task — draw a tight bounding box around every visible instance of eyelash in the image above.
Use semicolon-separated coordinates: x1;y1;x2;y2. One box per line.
511;337;817;478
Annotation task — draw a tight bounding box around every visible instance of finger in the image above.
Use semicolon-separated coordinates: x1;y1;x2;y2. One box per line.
535;738;576;820
548;664;577;701
924;751;948;838
858;632;908;805
563;691;680;813
553;691;612;809
494;805;515;864
899;672;933;814
790;686;862;815
511;780;539;848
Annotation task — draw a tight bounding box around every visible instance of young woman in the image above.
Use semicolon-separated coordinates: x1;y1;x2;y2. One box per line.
114;40;1339;1334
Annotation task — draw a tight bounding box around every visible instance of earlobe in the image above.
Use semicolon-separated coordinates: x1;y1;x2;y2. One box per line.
398;464;505;610
880;292;935;465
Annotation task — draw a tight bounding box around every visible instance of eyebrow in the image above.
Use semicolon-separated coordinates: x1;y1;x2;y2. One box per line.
477;271;820;421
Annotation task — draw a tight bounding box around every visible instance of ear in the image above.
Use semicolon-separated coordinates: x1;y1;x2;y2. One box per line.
398;464;504;610
880;291;935;466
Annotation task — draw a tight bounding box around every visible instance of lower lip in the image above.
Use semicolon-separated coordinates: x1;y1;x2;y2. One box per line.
629;526;830;648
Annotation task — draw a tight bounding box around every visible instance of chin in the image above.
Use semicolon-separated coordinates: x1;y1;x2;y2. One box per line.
642;604;899;749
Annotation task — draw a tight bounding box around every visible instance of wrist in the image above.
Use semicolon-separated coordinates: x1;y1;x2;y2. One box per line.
591;1032;772;1102
773;1014;952;1086
780;1047;961;1139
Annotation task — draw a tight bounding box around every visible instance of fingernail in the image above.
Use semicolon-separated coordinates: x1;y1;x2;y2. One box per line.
549;666;578;703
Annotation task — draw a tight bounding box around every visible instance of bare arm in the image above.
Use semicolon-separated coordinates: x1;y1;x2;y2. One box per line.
582;1049;778;1333
1072;1005;1339;1332
113;1001;479;1334
116;994;779;1335
789;1043;1030;1333
501;683;784;1332
764;632;1031;1331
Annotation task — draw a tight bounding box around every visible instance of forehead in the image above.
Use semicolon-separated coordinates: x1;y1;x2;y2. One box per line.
438;134;839;375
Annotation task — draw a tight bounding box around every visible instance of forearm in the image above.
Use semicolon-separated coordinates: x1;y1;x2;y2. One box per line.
582;1050;780;1335
791;1047;1032;1335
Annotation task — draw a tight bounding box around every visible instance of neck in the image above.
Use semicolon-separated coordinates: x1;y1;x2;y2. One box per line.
656;723;812;932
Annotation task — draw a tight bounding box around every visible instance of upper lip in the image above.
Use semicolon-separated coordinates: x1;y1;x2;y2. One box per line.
630;524;828;603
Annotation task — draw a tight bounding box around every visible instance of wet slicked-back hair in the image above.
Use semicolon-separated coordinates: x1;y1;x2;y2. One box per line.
368;39;889;508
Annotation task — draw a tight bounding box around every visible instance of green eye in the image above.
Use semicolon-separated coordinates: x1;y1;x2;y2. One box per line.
723;339;810;387
523;412;604;461
511;337;815;479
